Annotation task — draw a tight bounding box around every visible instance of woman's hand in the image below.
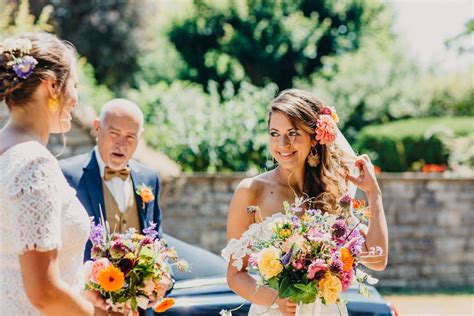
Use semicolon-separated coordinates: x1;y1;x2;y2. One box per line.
346;154;381;196
82;290;108;311
276;297;297;316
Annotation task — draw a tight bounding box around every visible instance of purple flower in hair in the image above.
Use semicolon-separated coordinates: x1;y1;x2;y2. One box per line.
12;56;38;79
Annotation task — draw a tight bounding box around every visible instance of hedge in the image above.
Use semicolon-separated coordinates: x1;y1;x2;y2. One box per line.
354;117;474;172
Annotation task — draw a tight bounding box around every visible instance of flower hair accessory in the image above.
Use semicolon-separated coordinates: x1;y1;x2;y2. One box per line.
0;38;38;80
136;184;155;209
315;106;339;145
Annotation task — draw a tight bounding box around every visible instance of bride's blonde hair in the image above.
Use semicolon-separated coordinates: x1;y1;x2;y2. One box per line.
268;89;348;214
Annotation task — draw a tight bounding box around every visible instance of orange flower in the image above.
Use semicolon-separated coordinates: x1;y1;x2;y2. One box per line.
97;265;125;292
340;248;354;271
351;199;365;209
315;115;338;145
422;164;447;173
374;166;381;174
136;185;155;204
154;298;175;313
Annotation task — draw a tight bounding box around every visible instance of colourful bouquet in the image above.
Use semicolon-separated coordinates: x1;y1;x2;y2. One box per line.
84;220;189;314
222;195;382;312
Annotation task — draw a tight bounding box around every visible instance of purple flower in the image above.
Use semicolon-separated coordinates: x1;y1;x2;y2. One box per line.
307;228;324;242
329;259;343;273
143;222;159;239
281;246;294;266
347;236;365;256
110;240;127;259
332;219;347;238
290;207;302;214
339;194;351;208
291;216;301;228
89;222;105;246
12;56;38;79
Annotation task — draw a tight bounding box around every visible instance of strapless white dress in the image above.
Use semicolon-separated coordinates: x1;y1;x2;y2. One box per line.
222;213;348;316
249;299;348;316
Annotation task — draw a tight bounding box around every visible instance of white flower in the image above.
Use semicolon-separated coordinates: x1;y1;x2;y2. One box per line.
219;309;232;316
2;38;33;54
136;296;150;310
367;275;379;285
176;260;190;272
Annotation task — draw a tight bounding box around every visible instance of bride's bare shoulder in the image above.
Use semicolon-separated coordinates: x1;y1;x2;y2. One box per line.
234;170;275;198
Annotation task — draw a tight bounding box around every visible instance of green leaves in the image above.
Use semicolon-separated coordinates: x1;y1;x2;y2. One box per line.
274;268;319;304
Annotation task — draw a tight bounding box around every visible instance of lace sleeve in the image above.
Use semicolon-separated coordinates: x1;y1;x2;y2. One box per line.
7;156;62;254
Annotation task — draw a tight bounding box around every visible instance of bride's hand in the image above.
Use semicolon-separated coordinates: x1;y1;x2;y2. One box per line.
82;290;108;310
276;297;297;316
346;154;381;196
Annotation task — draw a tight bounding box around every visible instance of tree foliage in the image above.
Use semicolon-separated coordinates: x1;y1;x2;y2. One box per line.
168;0;392;91
24;0;149;91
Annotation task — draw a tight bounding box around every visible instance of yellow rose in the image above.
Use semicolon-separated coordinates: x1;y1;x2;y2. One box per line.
279;228;292;238
318;273;342;304
257;248;283;279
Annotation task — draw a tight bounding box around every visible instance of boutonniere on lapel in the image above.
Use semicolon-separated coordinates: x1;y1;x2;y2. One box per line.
136;184;155;209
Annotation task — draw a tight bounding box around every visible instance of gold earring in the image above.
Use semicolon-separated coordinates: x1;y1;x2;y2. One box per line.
307;146;320;167
48;97;59;112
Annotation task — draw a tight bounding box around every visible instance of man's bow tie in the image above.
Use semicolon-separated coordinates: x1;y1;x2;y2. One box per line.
104;166;131;181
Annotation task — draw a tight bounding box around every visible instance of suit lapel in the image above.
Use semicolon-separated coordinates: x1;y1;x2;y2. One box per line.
83;151;106;223
130;162;147;230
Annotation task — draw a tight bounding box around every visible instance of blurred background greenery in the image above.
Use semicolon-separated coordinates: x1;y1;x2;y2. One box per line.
1;0;472;173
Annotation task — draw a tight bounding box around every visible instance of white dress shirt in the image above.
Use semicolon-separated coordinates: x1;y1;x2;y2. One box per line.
94;147;132;213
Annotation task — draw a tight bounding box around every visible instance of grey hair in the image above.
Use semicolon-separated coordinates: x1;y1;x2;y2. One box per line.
99;98;144;133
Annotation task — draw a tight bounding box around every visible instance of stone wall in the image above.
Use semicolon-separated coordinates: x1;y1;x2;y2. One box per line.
160;172;474;289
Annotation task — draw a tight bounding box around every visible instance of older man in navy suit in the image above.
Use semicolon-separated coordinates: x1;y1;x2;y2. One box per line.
60;99;172;315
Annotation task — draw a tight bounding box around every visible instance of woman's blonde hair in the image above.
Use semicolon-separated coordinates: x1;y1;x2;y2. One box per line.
269;89;348;214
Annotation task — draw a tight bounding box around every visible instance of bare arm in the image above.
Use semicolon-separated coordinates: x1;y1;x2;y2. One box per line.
19;249;101;316
226;179;296;315
347;155;388;271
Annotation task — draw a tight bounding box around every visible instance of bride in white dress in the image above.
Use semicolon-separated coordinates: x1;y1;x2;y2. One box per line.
0;33;108;315
223;89;388;316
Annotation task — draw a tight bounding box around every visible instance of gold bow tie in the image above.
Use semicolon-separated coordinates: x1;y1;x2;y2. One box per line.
104;166;131;181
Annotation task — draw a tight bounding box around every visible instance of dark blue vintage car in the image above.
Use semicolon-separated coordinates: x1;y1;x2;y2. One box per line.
163;235;397;316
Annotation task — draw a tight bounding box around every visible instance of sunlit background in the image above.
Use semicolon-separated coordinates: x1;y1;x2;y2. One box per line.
0;1;473;314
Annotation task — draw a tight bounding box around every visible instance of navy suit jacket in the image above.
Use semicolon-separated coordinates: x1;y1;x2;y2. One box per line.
60;150;163;262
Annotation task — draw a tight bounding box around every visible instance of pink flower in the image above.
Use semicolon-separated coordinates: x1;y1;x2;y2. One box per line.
91;258;111;283
340;269;354;291
307;259;327;279
315;115;337;145
291;259;305;270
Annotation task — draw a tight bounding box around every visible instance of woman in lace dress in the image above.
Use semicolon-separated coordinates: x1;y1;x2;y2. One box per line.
0;33;108;315
224;89;388;316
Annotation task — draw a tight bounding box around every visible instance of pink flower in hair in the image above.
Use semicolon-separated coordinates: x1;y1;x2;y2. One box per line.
315;115;338;145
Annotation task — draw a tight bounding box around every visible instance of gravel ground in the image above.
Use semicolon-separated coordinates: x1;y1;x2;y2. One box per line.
384;295;474;316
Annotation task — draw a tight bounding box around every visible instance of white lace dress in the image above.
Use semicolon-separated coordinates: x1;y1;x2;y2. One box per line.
222;213;348;316
0;141;90;315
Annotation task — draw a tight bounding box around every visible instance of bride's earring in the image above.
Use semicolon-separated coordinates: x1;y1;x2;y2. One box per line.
307;146;320;167
48;97;59;112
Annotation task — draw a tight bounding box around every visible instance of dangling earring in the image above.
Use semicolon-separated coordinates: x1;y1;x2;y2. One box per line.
307;146;320;167
48;97;59;112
